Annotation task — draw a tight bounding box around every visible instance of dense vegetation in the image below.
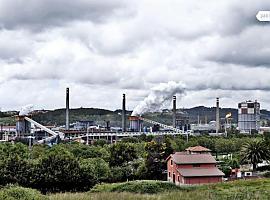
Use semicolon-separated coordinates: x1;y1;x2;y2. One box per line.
0;133;269;194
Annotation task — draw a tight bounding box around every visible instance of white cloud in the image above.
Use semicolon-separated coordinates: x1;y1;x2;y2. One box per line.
0;0;270;111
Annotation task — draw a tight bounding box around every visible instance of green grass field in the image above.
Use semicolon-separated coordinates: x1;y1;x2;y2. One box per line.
1;179;269;200
48;179;270;200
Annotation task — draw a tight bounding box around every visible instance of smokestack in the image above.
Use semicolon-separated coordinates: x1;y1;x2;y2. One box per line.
66;88;69;130
216;97;219;134
173;96;176;128
122;94;126;132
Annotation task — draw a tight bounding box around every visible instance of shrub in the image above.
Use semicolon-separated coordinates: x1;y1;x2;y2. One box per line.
263;171;270;178
0;185;48;200
256;165;270;172
91;180;187;194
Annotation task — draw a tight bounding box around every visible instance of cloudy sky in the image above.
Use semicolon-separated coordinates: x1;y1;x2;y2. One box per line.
0;0;270;111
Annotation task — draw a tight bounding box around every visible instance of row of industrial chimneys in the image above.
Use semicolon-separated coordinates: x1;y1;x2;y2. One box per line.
121;95;220;132
65;90;130;132
65;88;220;133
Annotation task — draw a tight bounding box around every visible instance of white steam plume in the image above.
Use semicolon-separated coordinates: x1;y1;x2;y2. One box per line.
19;104;34;116
132;81;185;116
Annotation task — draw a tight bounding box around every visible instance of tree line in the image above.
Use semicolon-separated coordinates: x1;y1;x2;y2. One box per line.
0;134;268;193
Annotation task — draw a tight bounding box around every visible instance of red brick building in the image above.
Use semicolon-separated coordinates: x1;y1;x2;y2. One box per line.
167;146;224;185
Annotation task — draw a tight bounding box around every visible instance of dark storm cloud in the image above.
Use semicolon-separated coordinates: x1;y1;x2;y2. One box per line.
0;0;128;30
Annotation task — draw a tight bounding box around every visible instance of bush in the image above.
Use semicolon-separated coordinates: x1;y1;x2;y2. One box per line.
121;137;140;143
0;185;48;200
91;180;187;194
263;171;270;178
256;165;270;172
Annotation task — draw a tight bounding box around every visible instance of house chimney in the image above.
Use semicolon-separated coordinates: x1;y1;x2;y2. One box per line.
173;96;176;128
122;94;126;132
216;97;220;134
66;88;69;130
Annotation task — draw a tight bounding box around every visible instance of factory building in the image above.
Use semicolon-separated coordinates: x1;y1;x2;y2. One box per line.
238;100;260;133
73;120;96;130
175;112;190;131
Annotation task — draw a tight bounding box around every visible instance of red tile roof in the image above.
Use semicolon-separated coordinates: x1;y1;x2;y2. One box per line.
177;168;224;177
172;154;217;164
185;146;211;152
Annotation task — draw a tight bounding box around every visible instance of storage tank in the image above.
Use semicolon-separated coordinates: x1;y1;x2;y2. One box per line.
16;115;31;135
128;116;143;132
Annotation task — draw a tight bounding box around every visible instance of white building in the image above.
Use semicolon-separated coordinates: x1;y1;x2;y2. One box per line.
238;100;260;133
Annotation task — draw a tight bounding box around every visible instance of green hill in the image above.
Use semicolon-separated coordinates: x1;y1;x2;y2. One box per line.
1;106;270;127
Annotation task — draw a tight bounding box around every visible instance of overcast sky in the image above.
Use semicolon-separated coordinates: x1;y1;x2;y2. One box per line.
0;0;270;111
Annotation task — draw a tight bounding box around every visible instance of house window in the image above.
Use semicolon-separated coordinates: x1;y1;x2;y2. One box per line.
171;160;173;165
193;164;201;167
178;176;180;182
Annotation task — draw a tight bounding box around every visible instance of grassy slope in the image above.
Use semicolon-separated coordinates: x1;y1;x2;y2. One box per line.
49;179;270;200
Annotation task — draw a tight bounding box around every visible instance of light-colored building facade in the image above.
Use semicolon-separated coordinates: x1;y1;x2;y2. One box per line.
238;100;260;133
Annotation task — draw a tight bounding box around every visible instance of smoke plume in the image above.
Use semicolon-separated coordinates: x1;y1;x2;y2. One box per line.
19;104;34;116
132;81;185;116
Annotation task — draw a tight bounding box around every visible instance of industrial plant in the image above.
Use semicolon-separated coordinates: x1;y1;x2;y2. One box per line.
0;87;267;145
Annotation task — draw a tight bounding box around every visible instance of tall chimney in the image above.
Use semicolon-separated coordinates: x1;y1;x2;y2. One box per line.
173;96;176;128
66;88;69;130
216;97;219;134
122;94;126;132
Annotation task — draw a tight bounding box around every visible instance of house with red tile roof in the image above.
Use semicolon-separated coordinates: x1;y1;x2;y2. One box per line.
167;146;224;185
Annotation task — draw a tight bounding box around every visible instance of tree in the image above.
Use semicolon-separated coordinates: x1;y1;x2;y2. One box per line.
109;142;137;167
171;136;185;152
240;140;270;171
0;155;34;187
197;136;215;151
0;142;30;160
144;141;166;180
163;136;174;158
80;158;110;183
263;132;270;145
33;146;81;193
